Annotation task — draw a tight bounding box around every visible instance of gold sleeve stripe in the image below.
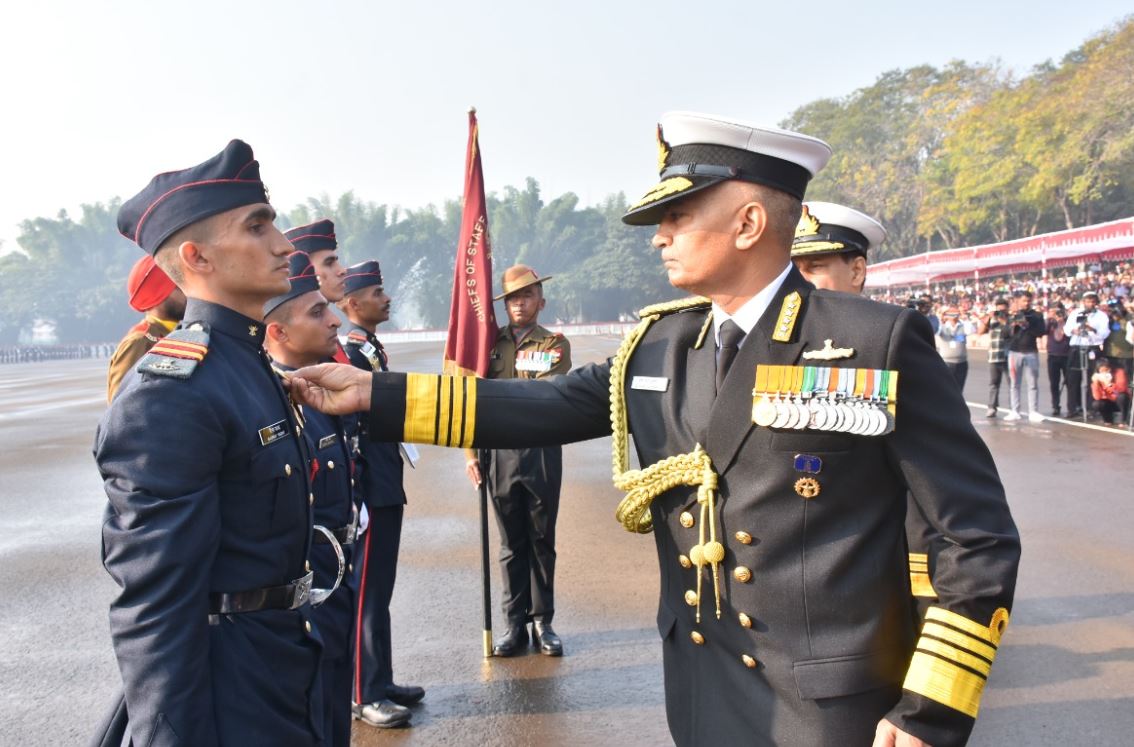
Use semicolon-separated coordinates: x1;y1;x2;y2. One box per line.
922;622;997;662
924;607;998;646
903;651;985;718
909;572;937;598
917;637;992;677
403;373;477;448
908;553;929;563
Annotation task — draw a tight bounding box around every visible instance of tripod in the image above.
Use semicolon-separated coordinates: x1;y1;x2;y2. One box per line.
1068;344;1093;423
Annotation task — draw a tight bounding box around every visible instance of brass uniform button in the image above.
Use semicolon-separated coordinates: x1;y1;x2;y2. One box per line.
678;554;692;569
348;563;354;573
304;620;312;634
690;631;704;645
284;464;293;477
742;654;758;669
327;460;335;470
684;590;699;606
679;511;695;528
734;566;752;583
308;493;315;506
735;531;752;545
738;613;752;628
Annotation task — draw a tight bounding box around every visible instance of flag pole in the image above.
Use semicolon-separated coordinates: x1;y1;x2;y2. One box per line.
479;447;494;657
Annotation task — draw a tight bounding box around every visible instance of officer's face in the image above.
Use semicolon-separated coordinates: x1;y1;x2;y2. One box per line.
506;285;545;327
281;291;341;359
794;255;861;294
204;204;294;297
309;249;347;303
352;285;392;325
652;183;756;296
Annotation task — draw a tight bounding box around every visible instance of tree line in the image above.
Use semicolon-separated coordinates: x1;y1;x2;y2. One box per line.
2;17;1130;342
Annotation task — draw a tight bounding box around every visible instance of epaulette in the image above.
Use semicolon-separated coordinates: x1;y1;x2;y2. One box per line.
345;330;368;346
136;323;210;379
638;296;711;320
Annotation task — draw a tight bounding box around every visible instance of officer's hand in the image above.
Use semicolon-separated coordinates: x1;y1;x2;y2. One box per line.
872;719;930;747
466;458;482;487
285;363;372;415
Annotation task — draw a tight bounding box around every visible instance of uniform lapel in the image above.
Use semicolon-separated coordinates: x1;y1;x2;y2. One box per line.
705;267;814;474
684;313;716;445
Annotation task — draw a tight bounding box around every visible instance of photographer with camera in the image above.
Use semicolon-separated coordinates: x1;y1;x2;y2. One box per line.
1103;297;1132;422
1003;290;1046;422
1063;291;1109;418
936;306;974;390
977;297;1012;417
1046;306;1071;416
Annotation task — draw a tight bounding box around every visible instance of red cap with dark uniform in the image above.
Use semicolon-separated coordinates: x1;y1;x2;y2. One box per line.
126;255;176;312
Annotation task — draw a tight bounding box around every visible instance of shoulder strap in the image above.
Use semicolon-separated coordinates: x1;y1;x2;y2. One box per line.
638;296;711;320
136;323;210;380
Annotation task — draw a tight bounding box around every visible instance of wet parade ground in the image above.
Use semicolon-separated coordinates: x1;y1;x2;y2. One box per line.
1;336;1132;746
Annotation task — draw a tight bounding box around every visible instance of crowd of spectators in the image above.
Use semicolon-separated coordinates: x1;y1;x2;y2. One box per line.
0;344;113;364
868;261;1134;427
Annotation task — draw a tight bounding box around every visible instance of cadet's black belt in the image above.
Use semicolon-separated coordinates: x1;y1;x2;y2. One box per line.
315;524;356;546
208;571;313;615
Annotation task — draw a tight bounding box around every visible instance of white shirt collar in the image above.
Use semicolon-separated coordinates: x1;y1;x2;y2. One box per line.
712;263;792;346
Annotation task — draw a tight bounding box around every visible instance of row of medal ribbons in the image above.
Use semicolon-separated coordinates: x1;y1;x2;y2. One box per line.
515;349;561;373
751;364;899;436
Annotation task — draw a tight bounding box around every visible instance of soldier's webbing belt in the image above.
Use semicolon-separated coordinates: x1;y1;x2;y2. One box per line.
208;571;313;614
609;304;726;620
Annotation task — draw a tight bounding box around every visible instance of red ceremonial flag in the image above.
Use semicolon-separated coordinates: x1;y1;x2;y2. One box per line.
443;108;498;377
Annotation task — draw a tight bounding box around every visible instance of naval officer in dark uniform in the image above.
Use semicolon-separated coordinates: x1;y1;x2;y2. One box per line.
337;260;422;727
790;203;943;621
264;250;362;744
93;140;323;746
287;112;1020;747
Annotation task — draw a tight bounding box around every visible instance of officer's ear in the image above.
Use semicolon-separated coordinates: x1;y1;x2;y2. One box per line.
735;194;768;252
178;240;213;276
265;321;288;343
850;255;867;288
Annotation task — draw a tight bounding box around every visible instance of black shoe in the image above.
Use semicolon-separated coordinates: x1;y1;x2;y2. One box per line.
492;625;529;657
1051;407;1061;417
352;700;411;728
1067;409;1083;418
532;621;563;657
385;683;425;706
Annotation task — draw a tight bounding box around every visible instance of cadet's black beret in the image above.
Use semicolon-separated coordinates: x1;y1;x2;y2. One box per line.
343;260;383;295
118;139;269;254
284;219;337;254
264;252;322;318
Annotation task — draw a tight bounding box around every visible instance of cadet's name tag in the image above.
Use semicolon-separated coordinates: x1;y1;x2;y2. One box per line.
318;434;338;450
631;375;669;392
258;420;290;446
360;342;377;358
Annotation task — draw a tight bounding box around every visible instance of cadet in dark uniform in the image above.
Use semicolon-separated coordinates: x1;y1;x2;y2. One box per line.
791;204;941;618
337;260;422;727
106;254;186;401
284;220;350;364
288;112;1020;747
464;264;572;656
93;140;323;746
264;250;361;745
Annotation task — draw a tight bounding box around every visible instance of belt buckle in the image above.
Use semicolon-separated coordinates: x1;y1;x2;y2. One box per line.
291;571;314;609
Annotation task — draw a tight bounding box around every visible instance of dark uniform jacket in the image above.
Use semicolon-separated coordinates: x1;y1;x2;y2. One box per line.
344;324;405;508
106;316;171;402
95;299;322;747
363;268;1020;747
483;324;571;494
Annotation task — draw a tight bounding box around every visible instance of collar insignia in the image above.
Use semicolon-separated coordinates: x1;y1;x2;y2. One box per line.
802;339;856;360
248;324;259;337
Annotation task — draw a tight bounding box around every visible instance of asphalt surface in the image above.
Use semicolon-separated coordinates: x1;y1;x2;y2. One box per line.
0;339;1131;746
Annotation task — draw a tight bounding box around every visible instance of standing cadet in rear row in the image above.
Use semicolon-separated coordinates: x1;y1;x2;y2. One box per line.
338;260;422;728
94;140;323;746
264;250;360;745
288;112;1020;747
285;219;351;364
465;264;572;657
106;254;186;401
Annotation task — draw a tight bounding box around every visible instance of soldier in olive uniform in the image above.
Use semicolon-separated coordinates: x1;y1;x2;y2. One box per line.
106;255;186;401
465;265;572;656
288;112;1020;747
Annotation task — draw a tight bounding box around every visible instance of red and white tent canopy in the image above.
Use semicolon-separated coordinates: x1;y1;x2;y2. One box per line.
865;216;1134;288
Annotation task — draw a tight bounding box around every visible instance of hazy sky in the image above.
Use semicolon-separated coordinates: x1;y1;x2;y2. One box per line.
1;1;1129;252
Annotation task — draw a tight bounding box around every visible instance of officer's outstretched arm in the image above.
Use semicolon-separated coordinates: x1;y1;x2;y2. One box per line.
96;381;223;745
287;362;373;414
881;309;1021;747
365;361;613;448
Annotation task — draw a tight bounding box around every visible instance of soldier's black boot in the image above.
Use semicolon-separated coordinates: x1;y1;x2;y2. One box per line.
492;624;529;657
532;620;563;657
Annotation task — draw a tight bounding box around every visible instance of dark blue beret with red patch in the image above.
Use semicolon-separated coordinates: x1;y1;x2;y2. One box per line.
343;260;383;295
284;219;337;254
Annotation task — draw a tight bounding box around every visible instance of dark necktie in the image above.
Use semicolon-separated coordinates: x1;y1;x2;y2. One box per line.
716;319;746;392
